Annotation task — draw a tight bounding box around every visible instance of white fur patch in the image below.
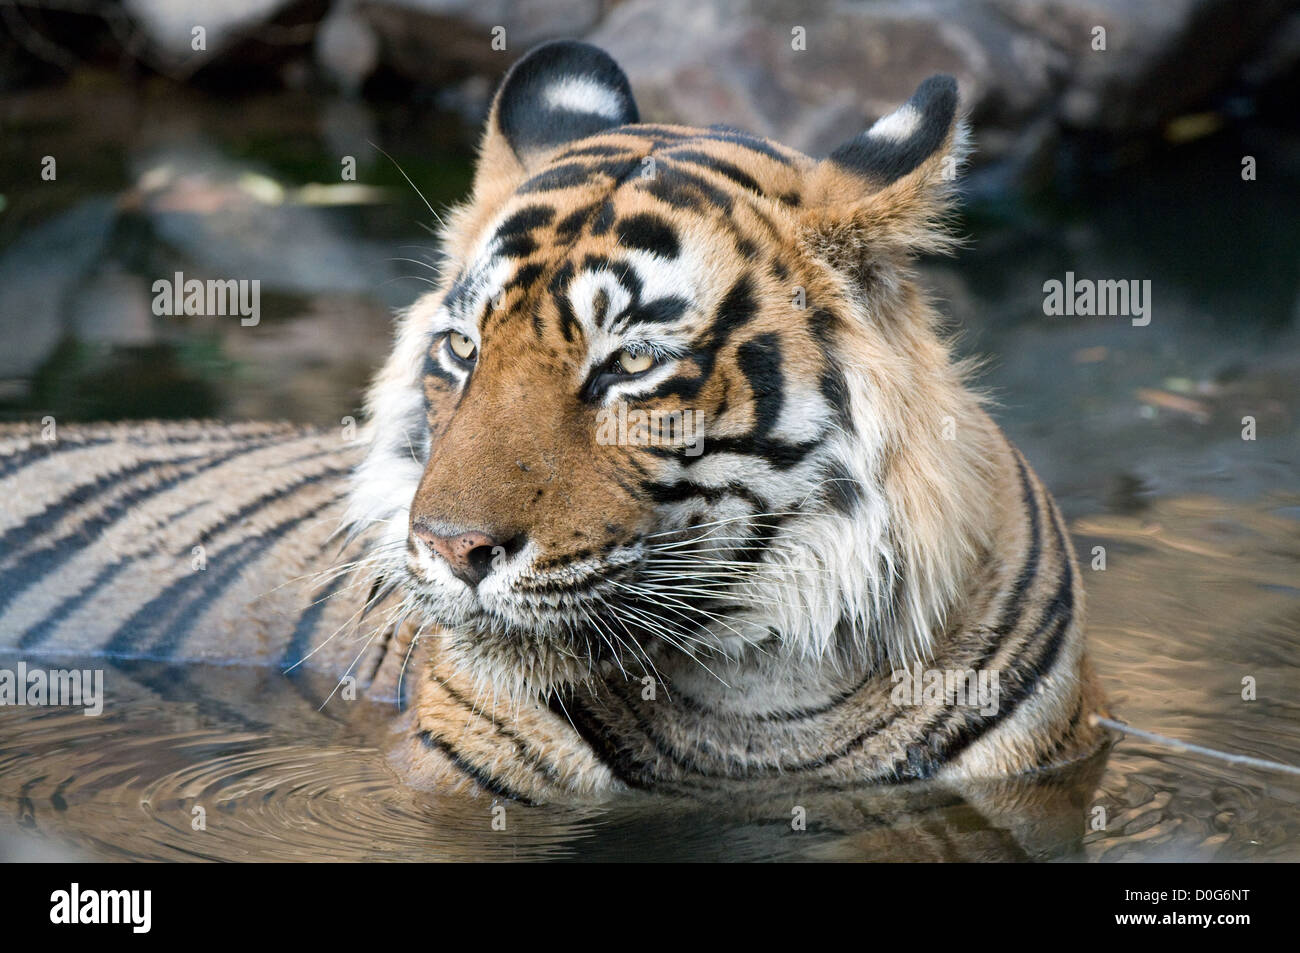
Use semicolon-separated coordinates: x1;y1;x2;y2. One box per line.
868;103;921;143
544;76;625;119
568;267;634;330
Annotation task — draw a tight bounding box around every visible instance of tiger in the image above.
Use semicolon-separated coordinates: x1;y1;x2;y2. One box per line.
0;40;1105;806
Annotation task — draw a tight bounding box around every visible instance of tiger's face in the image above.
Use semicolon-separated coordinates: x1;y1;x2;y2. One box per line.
403;143;839;692
350;42;995;699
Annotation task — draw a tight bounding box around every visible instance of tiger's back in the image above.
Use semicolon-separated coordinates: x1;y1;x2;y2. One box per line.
0;421;399;694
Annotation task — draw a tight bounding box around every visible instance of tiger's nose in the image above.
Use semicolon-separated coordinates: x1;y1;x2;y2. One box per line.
410;523;517;587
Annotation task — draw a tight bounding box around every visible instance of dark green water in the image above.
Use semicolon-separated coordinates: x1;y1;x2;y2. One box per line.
1;80;1297;861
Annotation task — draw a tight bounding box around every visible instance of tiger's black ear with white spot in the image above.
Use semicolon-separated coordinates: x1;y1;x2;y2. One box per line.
802;75;968;269
494;41;638;163
827;75;959;186
471;41;638;203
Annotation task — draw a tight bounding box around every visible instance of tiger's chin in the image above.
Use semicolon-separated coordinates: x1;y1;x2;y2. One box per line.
402;575;645;702
435;620;611;703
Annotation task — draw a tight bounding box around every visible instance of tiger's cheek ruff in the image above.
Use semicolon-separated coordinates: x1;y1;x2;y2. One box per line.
343;297;438;564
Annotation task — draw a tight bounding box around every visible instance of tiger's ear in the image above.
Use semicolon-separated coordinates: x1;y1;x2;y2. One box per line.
470;41;639;206
801;75;966;269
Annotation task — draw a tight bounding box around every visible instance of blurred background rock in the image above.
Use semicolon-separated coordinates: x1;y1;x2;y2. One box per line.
7;1;1298;182
1;0;1298;512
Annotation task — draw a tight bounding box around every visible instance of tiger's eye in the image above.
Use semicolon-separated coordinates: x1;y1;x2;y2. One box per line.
448;332;477;361
617;349;654;374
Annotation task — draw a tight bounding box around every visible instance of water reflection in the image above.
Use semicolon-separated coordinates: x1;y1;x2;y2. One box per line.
0;656;1112;862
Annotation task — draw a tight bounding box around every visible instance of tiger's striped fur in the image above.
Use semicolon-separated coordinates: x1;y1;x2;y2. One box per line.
0;41;1104;804
0;422;406;697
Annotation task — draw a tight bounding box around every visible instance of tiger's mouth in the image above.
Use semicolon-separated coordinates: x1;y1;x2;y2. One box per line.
399;525;772;696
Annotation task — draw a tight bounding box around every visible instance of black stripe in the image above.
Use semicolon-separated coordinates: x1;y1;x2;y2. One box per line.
615;212;680;258
554;205;596;241
701;125;797;164
663;433;820;470
14;499;210;649
821;459;863;515
418;730;535;803
550;691;652;789
0;436;109;481
642;479;768;509
425;670;567;785
493;204;554;241
573;459;1056;783
796;456;1048;774
610;295;690;332
16;559;128;649
0;440;280;621
138;504;338;660
607;123;693;141
144;480;348;659
603;675;758;779
101;471;345;657
664;148;764;196
517;157;641;195
885;468;1074;780
505;261;545;296
736;333;782;438
516;162;595;194
280;571;353;670
0;427;297;484
591;199;615;235
685;451;1050;779
182;447;342;546
0;454;202;555
993;454;1044;637
641;165;734;213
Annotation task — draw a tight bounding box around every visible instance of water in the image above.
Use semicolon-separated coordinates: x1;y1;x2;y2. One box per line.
1;80;1298;861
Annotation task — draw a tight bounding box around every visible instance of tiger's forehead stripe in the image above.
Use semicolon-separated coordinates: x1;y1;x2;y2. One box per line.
438;124;815;346
513;124;809;203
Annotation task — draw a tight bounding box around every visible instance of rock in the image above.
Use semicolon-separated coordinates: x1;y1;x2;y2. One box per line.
125;141;380;295
355;0;604;86
316;2;382;93
122;0;296;64
588;0;1296;170
1236;7;1300;105
0;198;117;381
991;0;1293;134
68;268;157;346
122;0;327;84
0;3;118;91
586;0;1070;162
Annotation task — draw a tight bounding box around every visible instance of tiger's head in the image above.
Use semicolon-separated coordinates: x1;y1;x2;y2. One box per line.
348;41;1000;700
